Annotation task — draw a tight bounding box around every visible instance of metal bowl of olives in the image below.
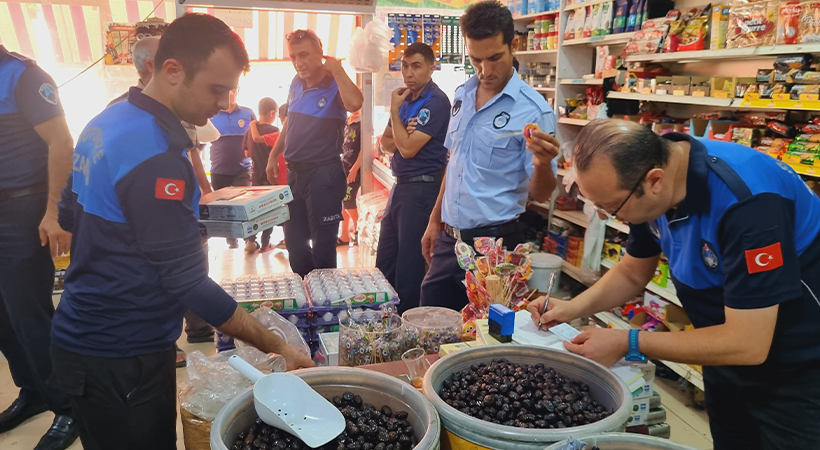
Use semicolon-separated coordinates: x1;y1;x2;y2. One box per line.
211;366;441;450
422;345;632;450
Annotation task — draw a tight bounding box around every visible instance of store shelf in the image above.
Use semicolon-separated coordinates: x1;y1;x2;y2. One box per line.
371;159;395;190
608;91;734;107
600;259;682;307
560;77;604;85
625;43;820;64
513;9;561;22
593;311;704;390
558;117;590;126
564;0;611;11
553;209;588;228
731;98;820;112
607;218;630;234
516;49;559;56
533;87;557;93
561;261;592;287
562;32;636;46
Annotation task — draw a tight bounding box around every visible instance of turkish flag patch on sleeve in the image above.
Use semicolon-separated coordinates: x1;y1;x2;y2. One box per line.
744;242;784;274
155;178;185;201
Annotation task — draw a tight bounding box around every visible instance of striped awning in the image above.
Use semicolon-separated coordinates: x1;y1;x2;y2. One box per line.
0;0;356;65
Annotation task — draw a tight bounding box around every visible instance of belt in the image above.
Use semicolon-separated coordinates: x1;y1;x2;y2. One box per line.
285;159;341;172
395;174;440;184
444;220;521;242
0;183;48;202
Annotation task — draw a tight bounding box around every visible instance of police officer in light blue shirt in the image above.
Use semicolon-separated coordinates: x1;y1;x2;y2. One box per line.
419;1;559;311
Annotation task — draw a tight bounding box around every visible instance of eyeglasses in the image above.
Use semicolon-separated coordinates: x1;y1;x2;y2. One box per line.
580;167;654;220
286;29;320;46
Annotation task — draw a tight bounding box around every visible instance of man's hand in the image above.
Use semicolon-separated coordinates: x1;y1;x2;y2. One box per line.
266;159;279;185
347;166;360;184
421;222;440;264
391;88;412;112
527;297;580;330
525;129;560;168
406;118;418;135
280;346;316;371
39;214;71;257
563;328;629;367
323;56;345;77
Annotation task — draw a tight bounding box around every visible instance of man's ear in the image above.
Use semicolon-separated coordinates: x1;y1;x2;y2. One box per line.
646;168;665;195
161;58;186;86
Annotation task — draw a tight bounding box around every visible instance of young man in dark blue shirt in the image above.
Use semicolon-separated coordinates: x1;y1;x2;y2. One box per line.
51;15;313;450
264;29;363;277
530;119;820;449
378;43;450;313
0;45;77;450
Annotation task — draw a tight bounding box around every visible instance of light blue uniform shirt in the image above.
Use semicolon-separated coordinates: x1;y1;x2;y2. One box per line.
442;71;557;230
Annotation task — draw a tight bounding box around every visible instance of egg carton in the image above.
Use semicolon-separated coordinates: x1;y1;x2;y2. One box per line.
220;273;309;312
304;268;399;308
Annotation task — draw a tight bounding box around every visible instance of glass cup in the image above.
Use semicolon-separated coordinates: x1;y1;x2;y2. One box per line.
402;348;430;390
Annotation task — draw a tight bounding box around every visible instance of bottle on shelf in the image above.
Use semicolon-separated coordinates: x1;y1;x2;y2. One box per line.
527;24;535;51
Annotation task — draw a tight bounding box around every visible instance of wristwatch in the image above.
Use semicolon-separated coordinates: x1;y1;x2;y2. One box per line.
625;329;646;362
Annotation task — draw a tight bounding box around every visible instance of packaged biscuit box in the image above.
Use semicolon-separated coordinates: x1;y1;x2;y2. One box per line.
726;0;779;48
199;185;293;221
199;205;290;239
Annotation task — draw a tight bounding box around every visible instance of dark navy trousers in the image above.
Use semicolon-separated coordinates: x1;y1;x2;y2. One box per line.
376;179;440;314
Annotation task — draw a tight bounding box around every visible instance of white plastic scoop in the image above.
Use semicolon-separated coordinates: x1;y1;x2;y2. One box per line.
227;355;345;448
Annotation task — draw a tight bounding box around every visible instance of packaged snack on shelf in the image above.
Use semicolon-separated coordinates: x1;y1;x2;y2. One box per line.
788;140;820;151
775;54;813;73
575;6;587;39
788;70;820;84
777;0;802;45
797;123;820;133
595;45;610;78
795;133;820;142
565;10;577;40
626;0;642;31
726;0;779;48
677;10;709;51
772;82;790;95
613;0;630;33
600;1;614;36
737;110;787;125
711;5;731;49
759;83;775;98
799;1;820;43
768;120;795;137
586;4;598;38
757;68;774;82
790;84;820;99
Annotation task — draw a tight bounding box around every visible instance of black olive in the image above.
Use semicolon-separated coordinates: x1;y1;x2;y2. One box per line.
380;405;392;417
333;396;344;407
342;392;354;403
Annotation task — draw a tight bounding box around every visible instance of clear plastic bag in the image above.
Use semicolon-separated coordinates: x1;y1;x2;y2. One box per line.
235;307;311;357
349;19;395;73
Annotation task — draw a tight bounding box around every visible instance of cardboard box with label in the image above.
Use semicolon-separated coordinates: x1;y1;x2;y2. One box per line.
199;185;293;220
199;204;290;239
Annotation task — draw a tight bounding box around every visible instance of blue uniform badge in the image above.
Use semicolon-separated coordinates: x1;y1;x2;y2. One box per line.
701;240;719;271
238;119;245;128
493;112;510;129
417;108;431;126
39;83;58;105
317;97;327;108
452;100;461;116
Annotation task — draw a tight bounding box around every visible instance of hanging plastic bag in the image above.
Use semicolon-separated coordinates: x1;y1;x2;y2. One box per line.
349;19;395;73
235;307;311;357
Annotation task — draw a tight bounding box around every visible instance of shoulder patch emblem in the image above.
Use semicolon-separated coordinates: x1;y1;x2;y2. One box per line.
701;240;720;272
452;100;462;116
493;112;510;129
417;108;431;126
39;83;58;105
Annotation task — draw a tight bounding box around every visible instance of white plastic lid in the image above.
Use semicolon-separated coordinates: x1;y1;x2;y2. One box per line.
529;252;564;269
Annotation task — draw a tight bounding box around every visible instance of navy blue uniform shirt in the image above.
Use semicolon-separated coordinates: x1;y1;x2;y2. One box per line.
627;133;820;365
0;45;64;189
285;75;347;164
54;88;238;357
209;106;255;175
388;80;450;178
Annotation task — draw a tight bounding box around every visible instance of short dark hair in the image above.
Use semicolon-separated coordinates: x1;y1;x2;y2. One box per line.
573;119;672;196
155;13;250;80
259;97;278;116
279;103;288;118
460;1;515;47
403;42;435;65
286;29;323;51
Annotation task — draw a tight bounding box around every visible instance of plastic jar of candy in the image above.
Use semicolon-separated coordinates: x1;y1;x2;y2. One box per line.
338;313;412;366
402;307;463;355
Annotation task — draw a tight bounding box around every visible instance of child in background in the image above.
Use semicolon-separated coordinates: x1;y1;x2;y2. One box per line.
340;110;362;245
245;97;280;251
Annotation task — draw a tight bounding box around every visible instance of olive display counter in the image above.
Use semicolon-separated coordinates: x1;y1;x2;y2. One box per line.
543;432;700;450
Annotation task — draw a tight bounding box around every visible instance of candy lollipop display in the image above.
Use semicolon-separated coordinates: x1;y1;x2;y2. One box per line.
338;310;413;366
402;307;463;354
456;237;535;338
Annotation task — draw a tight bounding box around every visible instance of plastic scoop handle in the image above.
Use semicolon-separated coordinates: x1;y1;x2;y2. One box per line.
228;355;264;384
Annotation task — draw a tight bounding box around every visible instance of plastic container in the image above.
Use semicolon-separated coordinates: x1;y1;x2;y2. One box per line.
210;367;441;450
422;345;631;450
544;432;700;450
402;307;463;354
339;312;413;366
529;252;563;293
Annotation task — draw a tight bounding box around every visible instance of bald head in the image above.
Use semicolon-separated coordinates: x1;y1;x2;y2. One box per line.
573;119;671;194
133;36;160;83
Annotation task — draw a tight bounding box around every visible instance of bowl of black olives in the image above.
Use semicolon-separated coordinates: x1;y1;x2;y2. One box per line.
543;432;700;450
422;345;632;450
211;367;441;450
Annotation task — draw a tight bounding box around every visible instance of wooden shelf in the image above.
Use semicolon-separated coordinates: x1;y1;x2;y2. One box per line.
625;43;820;64
371;159;395;190
607;91;734;107
599;259;682;307
560;77;604;85
593;312;704;390
558;117;590;126
513;9;561;22
516;49;559;56
533;87;556;93
561;261;593;287
607;218;630;234
553;209;588;228
562;32;636;46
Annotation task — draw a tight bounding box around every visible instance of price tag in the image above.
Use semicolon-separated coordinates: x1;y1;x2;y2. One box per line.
589;36;602;42
744;93;760;101
806;168;817;175
640;87;653;94
692;90;706;97
795;102;804;109
673;89;686;96
800;94;820;102
773;93;791;101
714;91;729;99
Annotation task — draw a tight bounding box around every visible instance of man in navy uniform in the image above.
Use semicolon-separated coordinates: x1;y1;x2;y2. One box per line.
378;42;450;314
0;45;78;449
419;1;559;311
265;29;363;277
50;15;313;449
530;119;820;449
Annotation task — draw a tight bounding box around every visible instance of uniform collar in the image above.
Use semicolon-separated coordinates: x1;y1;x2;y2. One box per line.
663;132;711;219
127;87;193;151
0;45;7;60
412;80;435;101
300;73;334;90
465;69;522;104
